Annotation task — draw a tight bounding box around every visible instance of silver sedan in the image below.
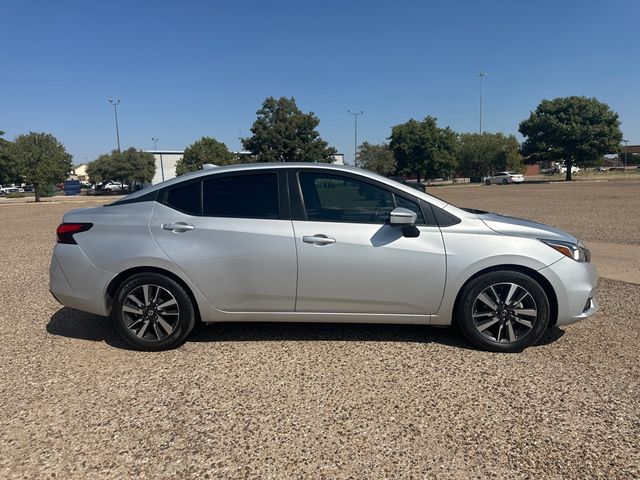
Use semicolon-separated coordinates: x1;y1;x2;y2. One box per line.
50;163;597;352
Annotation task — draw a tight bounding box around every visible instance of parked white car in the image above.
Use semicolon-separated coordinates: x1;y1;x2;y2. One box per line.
484;172;525;185
102;182;128;192
0;185;25;195
559;165;580;174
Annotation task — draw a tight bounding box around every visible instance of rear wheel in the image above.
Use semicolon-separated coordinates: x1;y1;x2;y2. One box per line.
502;178;508;185
456;270;550;352
485;179;491;185
112;273;195;351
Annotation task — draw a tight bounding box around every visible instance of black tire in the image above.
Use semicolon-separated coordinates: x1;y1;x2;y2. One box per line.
112;273;196;351
502;178;508;185
485;179;491;185
456;270;550;353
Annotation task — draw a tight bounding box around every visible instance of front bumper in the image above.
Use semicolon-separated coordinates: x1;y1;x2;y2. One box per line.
539;257;599;326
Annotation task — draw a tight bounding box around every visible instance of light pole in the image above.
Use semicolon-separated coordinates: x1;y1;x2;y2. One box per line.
477;72;488;134
108;98;121;153
623;139;629;167
152;137;165;182
348;110;363;165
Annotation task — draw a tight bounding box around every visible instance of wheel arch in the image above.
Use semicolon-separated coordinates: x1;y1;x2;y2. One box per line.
451;264;558;327
105;266;202;322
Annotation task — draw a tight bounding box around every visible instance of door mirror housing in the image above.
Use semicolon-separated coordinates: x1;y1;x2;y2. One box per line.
389;207;417;226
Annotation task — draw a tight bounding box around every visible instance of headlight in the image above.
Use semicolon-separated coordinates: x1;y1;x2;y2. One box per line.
540;239;590;262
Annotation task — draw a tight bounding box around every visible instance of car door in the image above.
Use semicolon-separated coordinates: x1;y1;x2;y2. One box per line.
290;170;446;315
151;170;297;312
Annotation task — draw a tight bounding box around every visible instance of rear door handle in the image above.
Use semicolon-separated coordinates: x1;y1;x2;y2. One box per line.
161;222;195;232
302;234;336;245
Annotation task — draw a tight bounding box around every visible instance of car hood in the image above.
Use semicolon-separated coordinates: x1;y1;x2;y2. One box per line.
464;209;578;244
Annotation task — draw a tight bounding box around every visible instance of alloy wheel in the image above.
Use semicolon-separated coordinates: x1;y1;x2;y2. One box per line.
472;282;537;343
121;284;180;341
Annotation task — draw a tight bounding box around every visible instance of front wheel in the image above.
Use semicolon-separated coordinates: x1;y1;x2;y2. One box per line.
112;273;196;351
456;270;550;352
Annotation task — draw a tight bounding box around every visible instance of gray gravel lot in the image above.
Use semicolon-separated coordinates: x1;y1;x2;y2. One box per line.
0;185;639;479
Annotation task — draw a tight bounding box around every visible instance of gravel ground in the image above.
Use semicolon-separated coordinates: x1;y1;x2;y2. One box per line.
1;187;639;479
432;176;640;246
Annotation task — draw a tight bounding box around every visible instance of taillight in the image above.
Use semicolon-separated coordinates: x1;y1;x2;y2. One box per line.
56;223;93;244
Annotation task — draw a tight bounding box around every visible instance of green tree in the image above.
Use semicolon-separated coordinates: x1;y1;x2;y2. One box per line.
176;137;234;175
242;96;337;163
0;131;18;185
389;116;458;182
458;132;523;180
121;148;157;188
519;96;622;180
355;142;396;176
11;132;72;202
86;148;156;189
86;153;114;184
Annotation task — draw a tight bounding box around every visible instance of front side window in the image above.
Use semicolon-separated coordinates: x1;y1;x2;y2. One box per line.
395;194;425;224
299;173;424;224
203;173;279;219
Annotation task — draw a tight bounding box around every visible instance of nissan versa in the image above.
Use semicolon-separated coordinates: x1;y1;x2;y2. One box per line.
49;163;598;352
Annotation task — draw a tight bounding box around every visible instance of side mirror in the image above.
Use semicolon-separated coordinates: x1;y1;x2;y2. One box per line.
389;207;417;226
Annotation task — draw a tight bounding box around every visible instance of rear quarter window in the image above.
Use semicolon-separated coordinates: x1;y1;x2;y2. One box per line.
165;182;201;215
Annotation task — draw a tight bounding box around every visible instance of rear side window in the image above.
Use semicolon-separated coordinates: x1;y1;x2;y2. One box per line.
165;182;201;215
203;173;280;219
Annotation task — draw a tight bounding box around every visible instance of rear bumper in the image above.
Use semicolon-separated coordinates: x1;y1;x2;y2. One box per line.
539;257;599;326
49;244;114;316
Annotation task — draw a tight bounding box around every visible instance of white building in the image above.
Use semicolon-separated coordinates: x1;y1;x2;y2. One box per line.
143;150;185;185
70;164;89;181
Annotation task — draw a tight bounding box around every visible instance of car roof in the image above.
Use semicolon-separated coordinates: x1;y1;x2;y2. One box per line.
117;162;450;209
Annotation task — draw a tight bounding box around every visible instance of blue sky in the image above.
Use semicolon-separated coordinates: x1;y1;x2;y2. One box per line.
1;0;638;165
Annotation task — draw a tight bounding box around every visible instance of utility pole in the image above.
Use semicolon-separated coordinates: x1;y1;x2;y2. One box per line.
348;110;363;165
152;137;165;182
108;99;121;153
623;139;629;167
477;72;488;134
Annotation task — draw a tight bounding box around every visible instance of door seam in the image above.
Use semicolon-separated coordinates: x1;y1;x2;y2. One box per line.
291;220;300;312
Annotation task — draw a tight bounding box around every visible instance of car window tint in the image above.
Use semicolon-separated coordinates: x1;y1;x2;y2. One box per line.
299;173;394;223
203;173;279;219
165;182;201;215
394;194;425;224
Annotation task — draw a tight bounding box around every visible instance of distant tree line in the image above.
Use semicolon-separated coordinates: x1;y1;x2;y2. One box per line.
354;120;523;181
1;95;624;197
175;95;623;183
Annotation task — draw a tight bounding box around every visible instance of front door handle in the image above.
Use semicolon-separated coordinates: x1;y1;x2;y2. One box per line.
302;234;336;245
162;222;195;232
